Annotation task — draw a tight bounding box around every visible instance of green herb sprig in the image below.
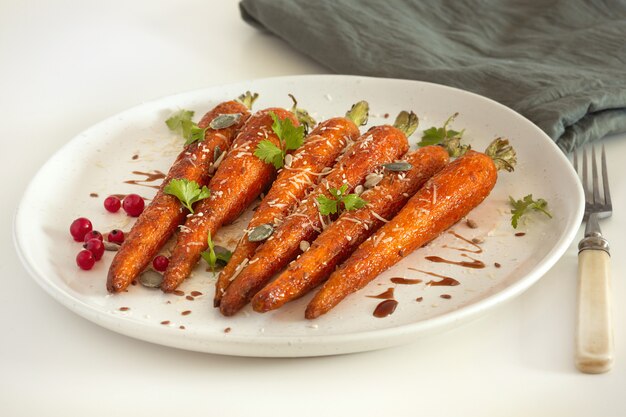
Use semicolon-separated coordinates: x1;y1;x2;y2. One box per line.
418;113;469;157
509;194;552;229
254;112;305;169
163;178;210;213
316;184;367;216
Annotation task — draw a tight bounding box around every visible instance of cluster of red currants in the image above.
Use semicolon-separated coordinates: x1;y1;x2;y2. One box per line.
70;194;145;270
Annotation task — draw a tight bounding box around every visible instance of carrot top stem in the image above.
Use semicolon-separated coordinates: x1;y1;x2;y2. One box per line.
345;101;370;126
485;137;517;172
393;111;419;137
237;91;260;109
288;93;316;133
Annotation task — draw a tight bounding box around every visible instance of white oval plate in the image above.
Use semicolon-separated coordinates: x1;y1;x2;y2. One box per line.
14;75;583;357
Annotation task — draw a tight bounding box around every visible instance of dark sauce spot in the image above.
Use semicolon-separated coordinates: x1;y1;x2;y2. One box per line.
416;297;423;302
515;232;526;237
161;320;170;325
89;193;99;198
494;262;501;268
367;288;395;299
190;291;202;297
440;294;452;299
186;295;194;301
224;327;232;333
173;290;185;296
132;154;139;160
390;277;422;285
119;307;130;311
181;310;191;316
373;299;398;318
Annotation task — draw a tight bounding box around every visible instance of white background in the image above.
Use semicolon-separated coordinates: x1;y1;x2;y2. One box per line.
1;1;625;415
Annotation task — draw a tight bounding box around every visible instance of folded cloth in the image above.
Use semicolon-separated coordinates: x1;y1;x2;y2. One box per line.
240;0;626;152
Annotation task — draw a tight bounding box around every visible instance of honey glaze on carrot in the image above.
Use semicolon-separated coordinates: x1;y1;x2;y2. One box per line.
124;170;166;189
367;287;395;299
425;253;485;269
442;231;483;254
373;299;398;318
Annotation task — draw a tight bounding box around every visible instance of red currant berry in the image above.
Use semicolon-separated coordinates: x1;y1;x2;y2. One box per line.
108;229;125;244
152;255;169;272
104;196;121;213
76;250;96;270
122;194;145;217
83;230;103;243
83;238;105;261
70;217;92;242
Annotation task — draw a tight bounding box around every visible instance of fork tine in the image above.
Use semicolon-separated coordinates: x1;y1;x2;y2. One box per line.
582;147;591;203
601;144;612;207
592;146;601;205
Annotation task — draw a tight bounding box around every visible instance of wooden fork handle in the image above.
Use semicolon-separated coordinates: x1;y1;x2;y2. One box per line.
576;248;613;373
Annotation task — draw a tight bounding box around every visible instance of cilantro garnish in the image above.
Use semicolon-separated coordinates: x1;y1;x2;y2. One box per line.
163;178;210;213
316;184;367;216
509;194;552;229
254;112;305;168
418;113;469;157
165;109;208;146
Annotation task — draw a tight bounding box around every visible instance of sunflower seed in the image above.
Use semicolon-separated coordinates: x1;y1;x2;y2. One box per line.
284;154;293;168
248;224;274;242
364;172;383;189
354;185;364;195
209;113;242;129
299;240;310;251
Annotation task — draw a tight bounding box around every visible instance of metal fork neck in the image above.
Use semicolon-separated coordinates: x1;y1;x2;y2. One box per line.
579;212;610;254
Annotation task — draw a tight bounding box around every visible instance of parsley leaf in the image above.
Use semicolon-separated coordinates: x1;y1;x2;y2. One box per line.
165;109;194;133
254;139;284;169
509;194;552;229
254;111;305;168
342;193;368;211
418;113;469;157
316;194;339;215
164;109;209;146
316;184;367;216
163;178;211;213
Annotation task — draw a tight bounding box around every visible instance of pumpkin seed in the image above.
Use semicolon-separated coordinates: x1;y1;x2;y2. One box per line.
213;146;222;161
139;270;163;288
382;161;413;172
209;113;242;129
248;223;274;242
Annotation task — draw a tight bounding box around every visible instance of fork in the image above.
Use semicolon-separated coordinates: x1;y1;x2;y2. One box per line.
572;145;613;374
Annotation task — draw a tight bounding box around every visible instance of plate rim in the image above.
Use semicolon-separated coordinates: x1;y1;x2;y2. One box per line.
13;74;585;357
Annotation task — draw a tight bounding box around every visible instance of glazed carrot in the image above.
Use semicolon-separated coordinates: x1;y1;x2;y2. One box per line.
214;102;369;307
219;112;417;316
160;108;299;292
106;94;255;293
251;145;449;312
305;139;517;319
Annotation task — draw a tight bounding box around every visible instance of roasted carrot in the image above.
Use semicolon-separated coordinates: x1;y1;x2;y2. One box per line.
214;101;369;307
106;95;254;293
251;145;449;312
219;112;417;316
305;139;517;319
160;108;299;292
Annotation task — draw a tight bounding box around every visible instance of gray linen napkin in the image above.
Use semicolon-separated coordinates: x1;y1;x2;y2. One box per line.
240;0;626;152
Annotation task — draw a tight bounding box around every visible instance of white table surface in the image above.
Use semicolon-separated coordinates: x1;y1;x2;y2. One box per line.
2;1;625;415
